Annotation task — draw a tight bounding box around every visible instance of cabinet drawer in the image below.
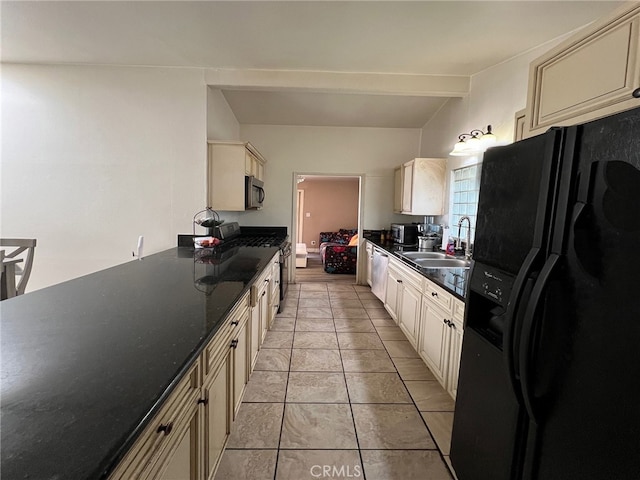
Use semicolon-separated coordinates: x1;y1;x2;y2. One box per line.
204;293;249;377
425;281;453;312
109;361;201;480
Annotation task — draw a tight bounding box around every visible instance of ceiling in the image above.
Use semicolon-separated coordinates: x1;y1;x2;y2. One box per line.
1;1;624;128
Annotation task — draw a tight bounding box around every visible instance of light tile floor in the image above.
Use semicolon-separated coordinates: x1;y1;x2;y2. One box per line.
215;282;457;480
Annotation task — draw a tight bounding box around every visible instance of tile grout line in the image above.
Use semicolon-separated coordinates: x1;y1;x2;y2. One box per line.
271;283;300;480
336;283;368;480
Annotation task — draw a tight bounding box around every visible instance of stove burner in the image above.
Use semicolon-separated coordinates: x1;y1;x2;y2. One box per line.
234;236;286;248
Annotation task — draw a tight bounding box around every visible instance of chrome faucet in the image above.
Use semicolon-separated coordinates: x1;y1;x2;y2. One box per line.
457;216;472;259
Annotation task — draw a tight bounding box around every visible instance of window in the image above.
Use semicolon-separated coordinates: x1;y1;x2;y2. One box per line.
451;164;481;244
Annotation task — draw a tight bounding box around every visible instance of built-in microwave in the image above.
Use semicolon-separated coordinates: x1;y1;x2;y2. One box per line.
245;176;265;210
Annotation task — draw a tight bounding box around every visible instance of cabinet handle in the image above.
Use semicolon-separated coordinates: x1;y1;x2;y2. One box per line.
633;87;640;98
397;279;403;283
157;422;174;436
431;292;438;297
262;291;266;297
231;320;239;326
230;339;239;349
450;322;457;330
264;279;269;283
197;398;208;405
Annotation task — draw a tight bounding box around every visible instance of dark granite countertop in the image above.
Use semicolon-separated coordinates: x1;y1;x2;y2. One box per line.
0;245;278;480
366;238;468;300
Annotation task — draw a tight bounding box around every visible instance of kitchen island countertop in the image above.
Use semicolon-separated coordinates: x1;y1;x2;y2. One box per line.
0;245;278;480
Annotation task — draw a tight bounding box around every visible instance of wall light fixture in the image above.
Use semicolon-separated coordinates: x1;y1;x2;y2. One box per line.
449;125;497;156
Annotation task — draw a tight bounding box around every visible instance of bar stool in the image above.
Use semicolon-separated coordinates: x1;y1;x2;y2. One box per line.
1;238;36;300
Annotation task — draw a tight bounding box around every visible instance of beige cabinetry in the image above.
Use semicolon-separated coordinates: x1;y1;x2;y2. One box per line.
207;142;266;211
112;256;277;480
269;256;280;328
396;158;446;215
384;256;424;348
393;167;403;213
251;252;279;351
384;262;401;323
418;281;465;399
524;3;640;138
202;354;230;480
109;361;201;480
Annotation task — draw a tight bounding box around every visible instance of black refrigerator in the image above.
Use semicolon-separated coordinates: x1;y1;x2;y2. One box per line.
450;106;640;480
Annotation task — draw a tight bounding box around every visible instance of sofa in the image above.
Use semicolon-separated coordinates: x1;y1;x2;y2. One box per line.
319;229;358;274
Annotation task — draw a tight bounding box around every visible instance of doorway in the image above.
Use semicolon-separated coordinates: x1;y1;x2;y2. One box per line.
291;173;364;284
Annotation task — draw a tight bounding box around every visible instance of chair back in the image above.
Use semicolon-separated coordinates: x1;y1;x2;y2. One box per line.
0;238;37;296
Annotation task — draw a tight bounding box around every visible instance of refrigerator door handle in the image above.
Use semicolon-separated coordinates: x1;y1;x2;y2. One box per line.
504;247;541;399
518;253;560;425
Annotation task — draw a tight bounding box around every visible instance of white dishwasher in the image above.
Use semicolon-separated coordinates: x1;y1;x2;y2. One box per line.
371;248;389;301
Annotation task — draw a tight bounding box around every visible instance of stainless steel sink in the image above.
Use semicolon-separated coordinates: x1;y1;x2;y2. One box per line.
399;251;449;260
413;258;471;269
397;251;471;269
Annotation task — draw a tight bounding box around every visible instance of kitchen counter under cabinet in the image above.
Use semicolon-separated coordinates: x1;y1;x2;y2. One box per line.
0;245;279;480
365;238;468;300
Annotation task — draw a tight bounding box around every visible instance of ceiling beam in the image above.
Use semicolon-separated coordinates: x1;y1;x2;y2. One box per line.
205;68;469;97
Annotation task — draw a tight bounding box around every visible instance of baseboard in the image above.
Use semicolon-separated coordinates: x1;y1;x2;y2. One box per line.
308;248;320;253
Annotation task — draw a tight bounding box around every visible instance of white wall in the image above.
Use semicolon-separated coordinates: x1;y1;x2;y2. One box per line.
1;64;209;291
419;37;568;228
224;124;423;232
207;87;240;141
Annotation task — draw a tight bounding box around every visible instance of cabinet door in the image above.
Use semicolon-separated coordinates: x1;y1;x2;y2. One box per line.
158;405;199;480
250;304;261;372
269;257;280;328
418;302;449;384
202;354;231;480
232;322;249;418
401;161;414;213
259;285;269;343
208;143;246;211
447;317;464;400
526;3;640;136
398;282;421;348
384;268;401;323
393;167;403;213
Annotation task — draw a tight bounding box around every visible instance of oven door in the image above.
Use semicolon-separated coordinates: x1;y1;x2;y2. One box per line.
245;176;265;210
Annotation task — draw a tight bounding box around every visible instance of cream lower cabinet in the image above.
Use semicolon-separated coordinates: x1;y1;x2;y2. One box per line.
202;354;230;480
269;256;280;329
384;257;424;348
111;281;268;480
417;280;465;399
384;263;401;323
108;361;201;480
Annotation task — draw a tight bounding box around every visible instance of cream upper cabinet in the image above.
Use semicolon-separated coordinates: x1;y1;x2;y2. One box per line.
397;158;446;215
393;167;403;213
524;3;640;138
207;141;266;211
